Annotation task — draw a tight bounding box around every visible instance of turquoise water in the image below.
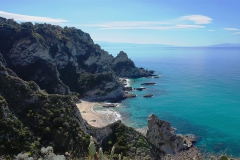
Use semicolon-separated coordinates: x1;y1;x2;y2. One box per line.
101;45;240;156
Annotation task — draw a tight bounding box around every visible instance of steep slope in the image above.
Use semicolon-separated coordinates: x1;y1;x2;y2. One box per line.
0;63;90;157
0;17;152;100
0;63;157;159
112;51;153;77
0;17;200;159
0;63;199;159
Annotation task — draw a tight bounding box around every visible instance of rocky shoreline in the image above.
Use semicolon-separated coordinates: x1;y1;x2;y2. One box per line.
116;77;200;158
0;17;200;159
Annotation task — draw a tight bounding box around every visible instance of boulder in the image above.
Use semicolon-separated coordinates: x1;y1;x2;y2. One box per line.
141;82;156;85
124;93;137;98
143;94;153;98
134;87;146;91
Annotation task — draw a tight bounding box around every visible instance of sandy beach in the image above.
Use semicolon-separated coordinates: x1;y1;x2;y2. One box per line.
76;100;115;128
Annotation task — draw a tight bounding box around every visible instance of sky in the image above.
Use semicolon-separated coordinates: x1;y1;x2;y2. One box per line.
0;0;240;46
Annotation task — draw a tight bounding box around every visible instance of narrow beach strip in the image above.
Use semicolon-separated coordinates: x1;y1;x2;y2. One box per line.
76;100;115;128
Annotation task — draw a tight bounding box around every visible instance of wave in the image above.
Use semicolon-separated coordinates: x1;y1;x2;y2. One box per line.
92;105;122;122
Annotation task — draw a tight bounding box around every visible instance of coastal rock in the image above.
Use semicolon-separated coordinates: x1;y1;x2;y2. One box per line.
134;87;146;91
143;94;153;98
146;114;193;155
124;93;137;98
0;18;153;100
124;86;133;91
141;82;156;85
84;81;124;101
111;51;153;78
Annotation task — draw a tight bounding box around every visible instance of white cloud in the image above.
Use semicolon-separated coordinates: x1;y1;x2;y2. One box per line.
0;11;67;23
175;24;205;29
85;22;204;30
224;28;239;31
180;15;212;24
81;14;211;30
233;32;240;34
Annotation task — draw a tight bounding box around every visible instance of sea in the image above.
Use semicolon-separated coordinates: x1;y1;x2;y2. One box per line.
94;44;240;157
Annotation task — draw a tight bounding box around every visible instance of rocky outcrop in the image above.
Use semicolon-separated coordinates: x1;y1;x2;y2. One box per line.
141;82;156;85
87;122;155;159
146;114;193;155
112;51;153;78
83;80;124;101
134;87;146;91
0;18;153;100
143;94;153;98
124;93;137;98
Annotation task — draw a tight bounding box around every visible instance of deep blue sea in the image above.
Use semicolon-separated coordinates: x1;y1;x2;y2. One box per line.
99;45;240;156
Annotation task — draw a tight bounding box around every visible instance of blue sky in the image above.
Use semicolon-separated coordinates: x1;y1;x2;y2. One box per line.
1;0;240;46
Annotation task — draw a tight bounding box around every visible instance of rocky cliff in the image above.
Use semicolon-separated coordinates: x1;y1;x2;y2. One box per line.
146;114;196;157
112;51;153;78
0;17;152;100
0;64;198;158
0;63;156;159
0;17;199;159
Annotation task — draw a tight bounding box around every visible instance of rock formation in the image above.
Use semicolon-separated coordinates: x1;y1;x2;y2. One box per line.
0;17;200;159
112;51;153;78
143;94;153;97
141;82;156;85
0;18;152;100
146;114;193;155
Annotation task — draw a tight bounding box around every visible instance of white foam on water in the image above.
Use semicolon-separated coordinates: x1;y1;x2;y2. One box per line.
92;105;122;122
125;78;131;87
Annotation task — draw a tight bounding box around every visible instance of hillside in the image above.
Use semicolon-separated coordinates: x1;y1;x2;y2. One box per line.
0;17;199;159
0;17;153;100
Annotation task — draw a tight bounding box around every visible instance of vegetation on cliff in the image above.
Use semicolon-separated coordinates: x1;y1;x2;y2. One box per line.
87;122;155;159
0;17;152;100
0;63;90;158
0;17;207;159
0;63;155;159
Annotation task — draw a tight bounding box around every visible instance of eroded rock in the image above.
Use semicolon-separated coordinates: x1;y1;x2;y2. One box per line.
146;114;193;154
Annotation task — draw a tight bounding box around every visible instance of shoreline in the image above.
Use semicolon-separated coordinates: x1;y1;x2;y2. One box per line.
76;100;120;128
76;78;131;128
76;77;147;131
76;99;149;135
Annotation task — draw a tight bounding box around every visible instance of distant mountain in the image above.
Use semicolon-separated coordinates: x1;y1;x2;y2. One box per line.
208;43;240;47
97;41;240;48
96;41;175;48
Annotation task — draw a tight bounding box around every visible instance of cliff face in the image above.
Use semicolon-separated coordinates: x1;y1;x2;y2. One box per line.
0;18;152;99
112;51;153;78
146;114;193;155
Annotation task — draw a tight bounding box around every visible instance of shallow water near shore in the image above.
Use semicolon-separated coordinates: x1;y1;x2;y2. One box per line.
100;45;240;156
92;104;122;123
